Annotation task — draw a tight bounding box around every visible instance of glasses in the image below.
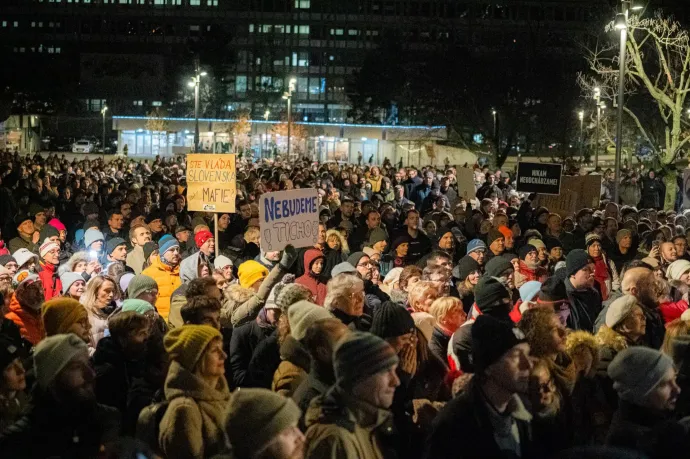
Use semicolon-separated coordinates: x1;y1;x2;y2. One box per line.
537;380;554;394
357;261;372;268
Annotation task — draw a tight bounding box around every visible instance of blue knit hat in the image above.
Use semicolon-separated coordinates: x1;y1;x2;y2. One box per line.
159;237;180;256
466;239;487;255
84;228;105;249
519;281;542;303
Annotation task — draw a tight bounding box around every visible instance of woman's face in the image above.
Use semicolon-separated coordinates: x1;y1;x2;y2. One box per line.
69;280;86;298
550;247;563;260
403;276;420;293
197;338;227;379
311;258;324;275
396;243;409;257
524;249;538;264
327;234;341;250
530;366;556;410
439;232;454;250
96;280;115;308
2;358;26;393
348;286;365;316
467;270;480;285
588;241;602;258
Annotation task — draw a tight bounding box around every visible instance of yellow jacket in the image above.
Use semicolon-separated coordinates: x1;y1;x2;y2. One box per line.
142;256;181;320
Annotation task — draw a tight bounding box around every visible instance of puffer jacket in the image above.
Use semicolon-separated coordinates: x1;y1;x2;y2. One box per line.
295;249;328;306
158;361;231;459
37;261;62;301
4;294;44;345
272;335;311;397
142;256;181;320
221;262;287;328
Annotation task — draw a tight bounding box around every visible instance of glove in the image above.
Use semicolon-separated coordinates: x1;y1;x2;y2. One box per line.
280;245;298;269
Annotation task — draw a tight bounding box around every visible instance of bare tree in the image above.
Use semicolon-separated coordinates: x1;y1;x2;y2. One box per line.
145;108;169;156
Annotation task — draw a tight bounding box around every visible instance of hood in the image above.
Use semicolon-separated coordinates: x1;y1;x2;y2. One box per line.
304;388;392;432
325;229;349;255
595;325;628;352
223;283;255;312
164;360;230;403
279;335;311;371
180;251;200;283
303;249;324;273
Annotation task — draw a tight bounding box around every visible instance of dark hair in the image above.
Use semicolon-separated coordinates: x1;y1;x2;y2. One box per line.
185;277;217;300
181;296;222;324
107;209;123;220
426;251;451;268
302;318;348;359
108;311;149;341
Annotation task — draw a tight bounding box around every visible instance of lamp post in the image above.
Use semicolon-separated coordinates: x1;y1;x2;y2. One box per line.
491;109;497;140
100;105;108;158
282;78;297;158
578;111;584;159
187;62;207;151
593;87;601;168
263;109;270;158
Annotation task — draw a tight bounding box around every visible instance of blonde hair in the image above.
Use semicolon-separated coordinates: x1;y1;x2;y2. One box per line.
244;226;260;242
324;274;363;312
429;297;464;322
326;229;350;255
193;224;210;234
662;318;690;358
80;275;120;313
408;281;440;313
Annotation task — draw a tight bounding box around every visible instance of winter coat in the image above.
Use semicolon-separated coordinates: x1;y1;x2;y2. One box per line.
126;245;146;275
142;256;181;320
8;234;34;255
0;391;28;434
424;378;539;459
564;278;602;332
167;286;187;330
293;368;333;428
429;326;451;369
659;299;689;324
37;261;62;301
4;294;44;345
0;391;120;459
159;361;231;459
305;389;397;459
86;304;115;353
272;336;311;397
221;262;287;328
246;332;281;389
640;176;661;209
295;249;328;306
229;319;274;388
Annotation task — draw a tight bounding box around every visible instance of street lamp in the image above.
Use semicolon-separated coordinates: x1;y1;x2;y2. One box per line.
282;78;297;158
100;106;108;158
593;88;602;168
263;110;270;157
188;63;207;151
491;109;497;140
578;111;584;159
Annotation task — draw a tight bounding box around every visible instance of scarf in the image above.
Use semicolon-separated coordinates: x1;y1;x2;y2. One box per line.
592;256;610;300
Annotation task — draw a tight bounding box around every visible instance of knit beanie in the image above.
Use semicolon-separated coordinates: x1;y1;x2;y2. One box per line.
164;325;222;371
608;347;674;403
41;298;88;336
497;226;513;240
288;300;333;340
585;233;601;248
666;260;690;281
347;251;367;268
238;260;269;289
453;256;480;281
39;239;60;259
0;335;20;371
472;314;527;373
47;218;66;232
214;255;233;270
106;237;127;255
527;239;545;251
60;272;84;295
14;213;31;228
224;389;301;458
487;228;505;247
538;272;568;303
333;332;399;389
0;255;15;267
39;224;60;242
605;295;639;329
84;228;105;249
34;333;89;390
565;249;593;277
672;335;690;367
143;241;159;261
276;284;313;313
484;256;514;278
331;262;357;277
159;237;180;257
122;298;155;315
466;239;487;256
370;301;415;339
195;230;214;248
518;244;537;261
474;276;512;314
366;228;388;246
544;236;563;251
519;281;542;303
127;274;158;300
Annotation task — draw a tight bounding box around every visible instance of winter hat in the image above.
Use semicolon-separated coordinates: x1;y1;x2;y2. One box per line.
519;281;542;303
287;300;333;340
498;226;513;241
518;244;538;261
605;295;639;329
672;335;690;366
390;235;409;253
39;239;60;259
224;389;301;459
195;230;214;248
159;237;180;257
527;239;545;251
487;228;505;247
164;325;222;371
12;248;36;268
106;237;126;255
127;274;158;300
13;270;33;285
466;239;487;255
362;247;378;258
47;218;66;232
666;260;690;281
566;249;593;277
538;272;568;303
412;311;435;343
331;262;357;277
214;255;233;270
60;272;84;295
122;298;155;315
276;283;313;312
143;241;158;261
119;272;135;294
346;251;367;268
238;260;269;289
472;314;527;373
366;228;388;247
39;224;60;242
544;237;563;251
41;298;88;336
84;228;105;249
484;256;514;278
608;347;674;403
34;333;89;390
14;213;32;228
453;256;480;281
0;255;15;267
0;336;20;371
82;218;100;231
474;276;512;314
585;233;601;247
616;229;633;244
370;301;415;339
333;332;399;389
158;234;174;247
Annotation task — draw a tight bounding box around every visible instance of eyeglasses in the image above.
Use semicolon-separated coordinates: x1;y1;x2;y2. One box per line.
537;380;555;394
357;261;372;268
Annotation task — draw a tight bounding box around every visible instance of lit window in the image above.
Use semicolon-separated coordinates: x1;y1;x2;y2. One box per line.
235;75;247;93
31;22;36;27
330;28;343;36
154;0;164;4
13;21;19;27
207;0;217;5
55;47;61;53
329;55;334;61
1;21;7;28
39;22;43;27
190;0;200;5
171;0;181;5
294;0;310;8
298;25;309;34
133;100;143;106
249;24;254;32
189;25;200;31
152;101;162;106
348;29;358;36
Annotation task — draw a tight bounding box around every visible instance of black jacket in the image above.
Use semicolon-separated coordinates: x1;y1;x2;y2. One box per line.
429;326;450;369
229;319;275;388
565;278;602;332
245;331;281;389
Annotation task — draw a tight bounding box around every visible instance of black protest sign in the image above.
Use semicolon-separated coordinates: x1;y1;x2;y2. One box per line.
516;162;562;195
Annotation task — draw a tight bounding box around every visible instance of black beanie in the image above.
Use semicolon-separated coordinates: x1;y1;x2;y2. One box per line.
538;270;568;302
106;237;127;255
14;213;31;228
487;228;504;247
566;249;593;277
484;257;514;278
544;236;563;251
143;241;159;260
472;314;526;373
0;255;16;266
474;277;512;314
0;335;20;371
453;256;480;281
518;244;537;261
39;224;60;241
370;302;415;339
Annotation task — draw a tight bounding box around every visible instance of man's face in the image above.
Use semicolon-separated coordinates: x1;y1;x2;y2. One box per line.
44;247;60;265
120;203;132;219
661;242;678;262
406;212;419;230
490;237;505;255
163;247;181;265
342;202;354;218
356;256;373;280
619;235;632;249
571;263;595;289
469;249;486;265
240;204;252;219
578;213;594;232
53;351;95;403
18;220;34;236
218;214;230;230
148;219;163;232
35;212;47;226
547;215;561;233
201;238;215;256
110;244;127;262
674;238;688;257
109;213;124;230
132;227;152;247
4;261;17;275
353;365;400;409
176;230;191;243
367;211;381;229
424;174;433;186
318;225;327;245
645;366;680;412
485;343;532;395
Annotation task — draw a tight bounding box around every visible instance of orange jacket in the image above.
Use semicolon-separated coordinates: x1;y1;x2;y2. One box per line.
5;293;45;345
142;256;181;320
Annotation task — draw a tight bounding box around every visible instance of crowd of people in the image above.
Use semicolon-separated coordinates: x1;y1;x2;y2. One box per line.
1;151;690;458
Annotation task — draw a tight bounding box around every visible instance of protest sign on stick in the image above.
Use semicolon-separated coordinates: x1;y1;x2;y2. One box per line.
259;188;320;252
186;154;237;213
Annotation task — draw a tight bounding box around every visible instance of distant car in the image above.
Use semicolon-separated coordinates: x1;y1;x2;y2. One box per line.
72;139;95;153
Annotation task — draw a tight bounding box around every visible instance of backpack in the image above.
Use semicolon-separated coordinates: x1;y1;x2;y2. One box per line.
135;400;169;454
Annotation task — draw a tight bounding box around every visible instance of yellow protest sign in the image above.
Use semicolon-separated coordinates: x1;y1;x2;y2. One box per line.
186;154;237;213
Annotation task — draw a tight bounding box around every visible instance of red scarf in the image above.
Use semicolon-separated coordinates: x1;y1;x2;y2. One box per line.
592;256;610;300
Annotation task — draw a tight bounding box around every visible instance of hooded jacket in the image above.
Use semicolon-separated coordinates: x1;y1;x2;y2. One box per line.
37;260;62;302
295;249;328;306
229;318;275;388
158;361;231;459
5;293;44;345
142;256;182;320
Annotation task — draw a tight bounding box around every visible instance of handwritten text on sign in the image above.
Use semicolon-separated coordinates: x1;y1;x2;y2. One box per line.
259;189;320;252
186;154;237;213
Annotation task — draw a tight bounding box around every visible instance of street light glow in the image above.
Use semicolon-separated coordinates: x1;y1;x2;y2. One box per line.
200;71;208;76
188;81;195;88
578;111;584;120
630;2;644;11
614;13;628;30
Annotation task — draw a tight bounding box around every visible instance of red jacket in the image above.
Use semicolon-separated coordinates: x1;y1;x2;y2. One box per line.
38;261;62;301
295;249;328;306
5;293;45;345
660;299;689;324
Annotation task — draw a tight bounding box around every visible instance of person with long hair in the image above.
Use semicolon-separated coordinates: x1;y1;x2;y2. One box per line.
81;274;120;353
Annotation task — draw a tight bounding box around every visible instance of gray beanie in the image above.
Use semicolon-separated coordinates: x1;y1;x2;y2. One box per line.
605;295;639;329
608;347;674;403
275;283;313;312
60;272;84;295
127;274;158;300
331;261;357;277
34;334;89;390
334;332;399;389
84;228;105;249
287;300;333;340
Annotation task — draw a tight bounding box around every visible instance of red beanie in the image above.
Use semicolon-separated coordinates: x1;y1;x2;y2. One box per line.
195;230;214;248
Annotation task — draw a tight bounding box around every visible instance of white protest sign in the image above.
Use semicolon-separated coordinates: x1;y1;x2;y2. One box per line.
259;188;320;252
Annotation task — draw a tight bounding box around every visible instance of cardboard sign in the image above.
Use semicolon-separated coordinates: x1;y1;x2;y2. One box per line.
456;167;476;200
186;154;237;213
259;188;320;252
516;162;562;195
535;175;602;218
